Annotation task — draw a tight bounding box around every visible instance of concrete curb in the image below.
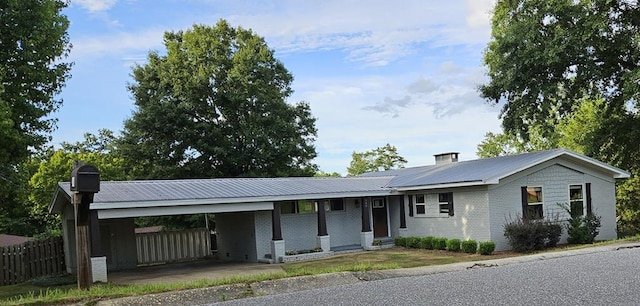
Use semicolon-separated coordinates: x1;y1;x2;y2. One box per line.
95;242;640;305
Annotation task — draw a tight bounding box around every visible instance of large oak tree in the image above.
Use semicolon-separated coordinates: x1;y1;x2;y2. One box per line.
118;21;318;179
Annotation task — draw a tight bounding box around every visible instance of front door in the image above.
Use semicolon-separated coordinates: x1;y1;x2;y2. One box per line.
372;198;388;238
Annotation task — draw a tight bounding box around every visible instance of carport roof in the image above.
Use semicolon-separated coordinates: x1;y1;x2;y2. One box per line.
49;176;395;213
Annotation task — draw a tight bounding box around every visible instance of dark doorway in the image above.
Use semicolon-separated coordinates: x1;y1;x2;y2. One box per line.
372;198;388;238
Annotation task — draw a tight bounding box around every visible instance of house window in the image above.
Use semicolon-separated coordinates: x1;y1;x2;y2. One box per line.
326;199;345;211
280;201;297;214
279;200;318;214
297;200;317;214
526;187;544;219
372;198;385;208
569;185;584;217
414;194;426;215
438;193;450;214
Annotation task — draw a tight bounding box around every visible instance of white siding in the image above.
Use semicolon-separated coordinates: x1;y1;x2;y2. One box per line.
388;196;401;238
404;188;491;242
488;161;618;250
587;174;617;241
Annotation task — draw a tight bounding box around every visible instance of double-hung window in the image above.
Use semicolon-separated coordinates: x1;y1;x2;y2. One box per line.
569;185;584;217
438;193;450;214
414;194;426;215
526;187;544;219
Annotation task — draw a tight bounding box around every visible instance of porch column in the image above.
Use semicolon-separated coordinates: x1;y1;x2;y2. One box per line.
89;210;107;283
272;203;283;240
399;195;407;229
271;203;285;263
360;197;373;248
361;197;371;232
317;200;328;236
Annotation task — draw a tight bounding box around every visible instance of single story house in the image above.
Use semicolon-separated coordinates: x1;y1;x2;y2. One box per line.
49;148;629;282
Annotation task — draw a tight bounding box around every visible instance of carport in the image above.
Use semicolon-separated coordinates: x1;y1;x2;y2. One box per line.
49;176;396;283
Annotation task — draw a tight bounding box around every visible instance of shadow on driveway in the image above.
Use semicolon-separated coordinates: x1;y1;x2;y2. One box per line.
108;260;285;285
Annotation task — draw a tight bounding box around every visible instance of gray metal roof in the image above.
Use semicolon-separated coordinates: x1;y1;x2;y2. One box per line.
361;149;630;188
55;176;394;204
50;148;629;213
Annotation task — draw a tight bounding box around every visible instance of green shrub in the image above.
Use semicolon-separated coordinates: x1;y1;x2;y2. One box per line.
419;236;435;249
567;214;602;244
434;237;448;250
407;237;422;248
503;216;562;252
461;240;478;254
394;237;407;247
478;241;495;255
544;222;563;247
446;238;461;252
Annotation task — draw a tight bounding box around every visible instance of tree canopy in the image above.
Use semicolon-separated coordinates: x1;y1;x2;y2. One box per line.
0;0;72;236
347;144;407;176
480;0;639;140
118;20;318;179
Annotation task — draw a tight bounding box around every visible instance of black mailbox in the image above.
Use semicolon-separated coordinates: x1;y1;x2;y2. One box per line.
70;165;100;193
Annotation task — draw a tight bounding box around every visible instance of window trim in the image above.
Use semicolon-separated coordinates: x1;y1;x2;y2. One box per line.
526;186;544;219
568;184;585;217
438;193;450;215
414;194;426;215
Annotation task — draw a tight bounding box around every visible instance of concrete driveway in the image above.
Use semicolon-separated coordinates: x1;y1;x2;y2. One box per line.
108;260;285;285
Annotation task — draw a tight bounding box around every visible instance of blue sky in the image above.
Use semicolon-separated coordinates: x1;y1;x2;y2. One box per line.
54;0;501;175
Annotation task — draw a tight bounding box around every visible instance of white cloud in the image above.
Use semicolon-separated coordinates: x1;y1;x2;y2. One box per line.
73;0;117;12
70;29;165;60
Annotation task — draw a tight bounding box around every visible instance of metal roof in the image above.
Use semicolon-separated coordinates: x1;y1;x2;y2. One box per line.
55;176;394;204
49;148;629;214
361;149;630;189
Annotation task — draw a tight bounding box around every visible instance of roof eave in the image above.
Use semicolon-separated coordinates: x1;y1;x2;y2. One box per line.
90;189;396;210
394;180;490;192
48;184;71;214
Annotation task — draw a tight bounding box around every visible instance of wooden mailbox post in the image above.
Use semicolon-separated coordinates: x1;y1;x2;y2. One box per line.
70;162;100;290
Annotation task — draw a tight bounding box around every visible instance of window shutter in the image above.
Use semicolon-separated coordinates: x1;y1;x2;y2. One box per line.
586;183;592;216
408;195;414;217
521;186;528;219
448;192;454;216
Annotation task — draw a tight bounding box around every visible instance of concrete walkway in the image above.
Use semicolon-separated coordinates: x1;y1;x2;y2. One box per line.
97;242;640;305
109;260;285;285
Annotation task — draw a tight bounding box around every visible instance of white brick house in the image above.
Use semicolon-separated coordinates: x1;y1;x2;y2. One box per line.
49;149;628;280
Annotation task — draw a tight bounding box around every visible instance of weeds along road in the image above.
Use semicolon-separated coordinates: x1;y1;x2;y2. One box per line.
211;247;640;306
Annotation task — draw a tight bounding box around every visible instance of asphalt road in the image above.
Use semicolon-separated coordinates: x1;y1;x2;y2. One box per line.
210;247;640;306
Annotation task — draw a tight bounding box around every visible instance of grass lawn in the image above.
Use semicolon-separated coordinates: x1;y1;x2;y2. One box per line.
1;237;638;306
282;247;517;275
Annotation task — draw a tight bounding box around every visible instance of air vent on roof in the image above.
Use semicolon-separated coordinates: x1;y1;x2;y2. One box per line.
434;152;459;165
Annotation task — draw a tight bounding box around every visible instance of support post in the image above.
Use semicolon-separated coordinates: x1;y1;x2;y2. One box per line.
73;193;92;289
361;197;371;232
399;195;407;229
317;200;328;236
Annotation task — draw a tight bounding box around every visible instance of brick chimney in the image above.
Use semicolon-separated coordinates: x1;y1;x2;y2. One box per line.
434;152;459;165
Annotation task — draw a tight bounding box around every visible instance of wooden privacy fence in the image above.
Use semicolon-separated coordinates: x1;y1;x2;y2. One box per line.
0;237;65;286
136;228;211;266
